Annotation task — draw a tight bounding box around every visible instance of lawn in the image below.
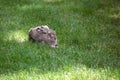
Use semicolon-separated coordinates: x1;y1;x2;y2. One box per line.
0;0;120;80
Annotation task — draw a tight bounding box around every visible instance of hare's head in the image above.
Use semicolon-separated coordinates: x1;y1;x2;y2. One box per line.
48;29;58;48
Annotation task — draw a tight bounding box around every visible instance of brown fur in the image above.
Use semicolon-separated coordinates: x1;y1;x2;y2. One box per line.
28;25;58;48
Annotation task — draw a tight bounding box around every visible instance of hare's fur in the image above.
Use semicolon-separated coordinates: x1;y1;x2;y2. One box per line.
28;25;58;48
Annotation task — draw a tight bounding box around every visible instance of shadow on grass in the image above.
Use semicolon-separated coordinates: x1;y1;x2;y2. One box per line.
0;0;120;77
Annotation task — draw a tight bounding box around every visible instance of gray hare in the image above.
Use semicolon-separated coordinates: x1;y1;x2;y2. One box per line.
28;25;58;48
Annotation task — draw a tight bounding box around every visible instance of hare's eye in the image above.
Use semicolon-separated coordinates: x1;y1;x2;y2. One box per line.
36;28;40;31
37;27;40;29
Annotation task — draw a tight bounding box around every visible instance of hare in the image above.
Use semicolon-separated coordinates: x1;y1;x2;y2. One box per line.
28;25;58;48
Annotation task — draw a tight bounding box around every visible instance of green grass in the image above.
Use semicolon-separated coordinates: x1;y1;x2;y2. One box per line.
0;0;120;80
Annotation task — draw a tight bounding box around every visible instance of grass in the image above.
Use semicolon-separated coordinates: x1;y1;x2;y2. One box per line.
0;0;120;80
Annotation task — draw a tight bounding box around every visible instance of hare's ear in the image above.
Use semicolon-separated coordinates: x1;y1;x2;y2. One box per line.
37;28;47;34
41;28;47;34
42;30;47;34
